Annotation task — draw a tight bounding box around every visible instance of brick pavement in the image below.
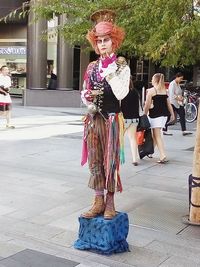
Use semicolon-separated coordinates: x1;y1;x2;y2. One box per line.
0;99;198;267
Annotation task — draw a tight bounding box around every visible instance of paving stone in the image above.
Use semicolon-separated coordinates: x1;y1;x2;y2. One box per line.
1;249;79;267
0;205;18;216
127;225;155;247
146;240;200;263
179;225;200;240
0;234;13;243
0;242;25;258
108;245;168;267
159;256;199;267
50;230;77;247
128;197;188;233
0;258;28;267
1;219;65;241
76;264;109;267
48;210;84;232
6;237;62;257
0;101;197;267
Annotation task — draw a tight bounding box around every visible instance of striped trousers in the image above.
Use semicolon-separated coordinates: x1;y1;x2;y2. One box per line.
86;114;118;192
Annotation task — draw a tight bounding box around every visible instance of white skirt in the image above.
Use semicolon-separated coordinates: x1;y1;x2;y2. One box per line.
148;116;168;128
0;93;12;104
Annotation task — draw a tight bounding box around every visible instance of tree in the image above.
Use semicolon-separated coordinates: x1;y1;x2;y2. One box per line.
27;0;200;67
3;0;200;66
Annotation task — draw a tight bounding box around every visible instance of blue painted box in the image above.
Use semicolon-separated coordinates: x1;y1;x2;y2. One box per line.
74;212;129;255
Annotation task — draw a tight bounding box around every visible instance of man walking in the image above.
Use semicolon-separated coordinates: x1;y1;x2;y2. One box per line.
168;72;192;136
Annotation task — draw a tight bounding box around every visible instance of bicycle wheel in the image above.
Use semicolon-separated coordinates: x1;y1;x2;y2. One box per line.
185;103;197;123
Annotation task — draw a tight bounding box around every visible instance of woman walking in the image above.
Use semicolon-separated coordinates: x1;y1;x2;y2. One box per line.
144;73;174;163
121;76;140;166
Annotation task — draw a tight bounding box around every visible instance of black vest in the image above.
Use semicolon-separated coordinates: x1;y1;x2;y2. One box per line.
90;61;120;116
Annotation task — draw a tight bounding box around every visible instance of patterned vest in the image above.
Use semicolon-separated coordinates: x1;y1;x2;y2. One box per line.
90;61;120;117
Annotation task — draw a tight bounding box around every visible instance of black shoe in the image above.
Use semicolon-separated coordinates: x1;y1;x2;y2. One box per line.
163;132;173;136
182;132;192;136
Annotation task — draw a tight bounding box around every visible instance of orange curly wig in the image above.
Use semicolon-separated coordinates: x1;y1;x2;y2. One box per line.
86;24;125;54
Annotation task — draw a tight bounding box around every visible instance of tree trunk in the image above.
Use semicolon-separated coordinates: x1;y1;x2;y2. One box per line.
189;107;200;223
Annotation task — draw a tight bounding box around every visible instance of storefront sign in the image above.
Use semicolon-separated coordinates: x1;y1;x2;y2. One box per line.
0;47;26;55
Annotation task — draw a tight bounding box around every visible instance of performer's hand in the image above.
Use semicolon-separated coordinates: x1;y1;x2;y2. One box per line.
83;90;93;102
90;90;103;96
100;61;117;78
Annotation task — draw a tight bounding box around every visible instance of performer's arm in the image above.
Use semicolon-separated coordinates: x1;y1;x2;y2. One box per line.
106;65;130;100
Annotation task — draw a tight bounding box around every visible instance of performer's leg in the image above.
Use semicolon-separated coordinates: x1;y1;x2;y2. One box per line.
87;117;106;190
82;116;106;218
104;191;116;219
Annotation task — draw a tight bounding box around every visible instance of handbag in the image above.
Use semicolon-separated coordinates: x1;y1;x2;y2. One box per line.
138;129;154;159
136;130;145;145
138;114;150;130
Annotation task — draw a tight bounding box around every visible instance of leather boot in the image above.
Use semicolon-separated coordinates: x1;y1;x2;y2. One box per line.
104;192;116;220
82;195;105;218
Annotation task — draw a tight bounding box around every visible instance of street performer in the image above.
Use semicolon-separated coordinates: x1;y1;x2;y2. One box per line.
81;9;130;220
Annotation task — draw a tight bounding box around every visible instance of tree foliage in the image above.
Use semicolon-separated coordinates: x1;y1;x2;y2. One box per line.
28;0;200;66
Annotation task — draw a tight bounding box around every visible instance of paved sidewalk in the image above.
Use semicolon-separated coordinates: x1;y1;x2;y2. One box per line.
0;99;199;267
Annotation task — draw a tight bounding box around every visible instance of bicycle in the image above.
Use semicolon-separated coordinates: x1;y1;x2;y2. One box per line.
183;90;200;123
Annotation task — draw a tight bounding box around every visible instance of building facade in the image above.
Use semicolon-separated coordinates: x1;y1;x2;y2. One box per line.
0;0;84;107
0;1;27;96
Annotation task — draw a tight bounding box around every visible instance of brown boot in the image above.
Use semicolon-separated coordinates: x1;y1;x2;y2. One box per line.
82;195;105;218
104;192;116;220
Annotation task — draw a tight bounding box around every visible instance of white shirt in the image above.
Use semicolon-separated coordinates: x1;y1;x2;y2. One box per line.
106;65;130;100
81;60;130;105
168;80;182;108
0;74;11;88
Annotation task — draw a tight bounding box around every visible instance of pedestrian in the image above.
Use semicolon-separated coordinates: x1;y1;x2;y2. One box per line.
168;72;192;136
121;75;140;166
144;73;175;163
47;71;57;90
0;65;15;129
81;9;130;219
162;82;174;136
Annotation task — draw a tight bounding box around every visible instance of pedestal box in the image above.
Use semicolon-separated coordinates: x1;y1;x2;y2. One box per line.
74;212;129;255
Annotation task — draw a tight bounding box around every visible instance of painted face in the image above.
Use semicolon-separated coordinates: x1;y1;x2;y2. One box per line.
96;35;112;56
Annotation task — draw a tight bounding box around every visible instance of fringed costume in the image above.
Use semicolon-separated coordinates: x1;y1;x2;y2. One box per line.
81;58;129;193
80;9;130;220
74;9;130;255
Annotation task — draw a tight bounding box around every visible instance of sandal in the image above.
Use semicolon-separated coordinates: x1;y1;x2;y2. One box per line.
157;157;169;164
6;125;15;129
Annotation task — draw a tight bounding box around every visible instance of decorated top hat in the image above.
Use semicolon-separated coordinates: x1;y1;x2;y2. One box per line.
90;9;116;24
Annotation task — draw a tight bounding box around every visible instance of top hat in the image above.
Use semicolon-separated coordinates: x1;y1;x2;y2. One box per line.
90;9;116;25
